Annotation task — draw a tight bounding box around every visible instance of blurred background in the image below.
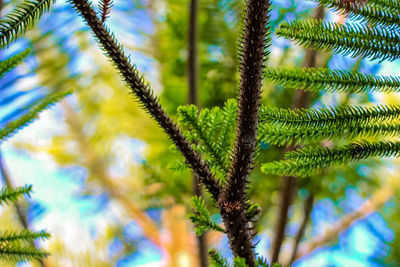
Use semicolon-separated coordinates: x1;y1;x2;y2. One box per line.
1;0;400;266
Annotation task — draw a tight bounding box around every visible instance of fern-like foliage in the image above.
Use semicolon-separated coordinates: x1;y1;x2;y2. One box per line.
0;186;50;262
261;0;400;178
0;185;32;205
98;0;113;23
209;249;230;267
0;49;30;78
0;89;72;143
188;196;225;236
177;99;237;179
264;67;400;93
0;0;55;47
276;20;400;61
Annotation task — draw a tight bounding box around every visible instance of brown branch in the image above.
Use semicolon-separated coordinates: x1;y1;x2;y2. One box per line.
295;178;398;260
69;0;222;201
217;1;270;266
270;5;325;264
187;0;208;265
289;193;314;264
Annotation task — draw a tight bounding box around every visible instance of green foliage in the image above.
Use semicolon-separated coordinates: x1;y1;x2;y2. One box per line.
0;186;50;262
0;185;32;206
0;89;72;144
177;99;237;179
0;49;31;78
276;20;400;61
261;0;400;179
0;0;55;47
264;67;400;93
188;196;224;236
315;0;400;29
233;257;248;267
209;249;230;267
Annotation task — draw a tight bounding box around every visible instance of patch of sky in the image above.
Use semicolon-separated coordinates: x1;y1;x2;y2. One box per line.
311;199;338;236
208;45;224;62
146;208;162;224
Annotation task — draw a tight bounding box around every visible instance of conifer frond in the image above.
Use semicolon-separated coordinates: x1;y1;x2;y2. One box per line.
0;49;31;78
262;140;400;176
178;105;228;174
264;67;400;93
260;105;400;130
209;249;230;267
315;0;400;29
0;185;32;206
99;0;113;23
0;230;50;243
260;121;400;146
188;196;225;236
0;0;55;48
0;245;49;262
0;89;72;143
373;0;400;11
276;20;400;61
233;257;248;267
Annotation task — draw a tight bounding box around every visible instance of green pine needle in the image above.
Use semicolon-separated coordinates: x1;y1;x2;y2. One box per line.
0;89;72;143
260;105;400;130
276;20;400;61
188;196;224;236
264;67;400;93
233;257;248;267
0;0;55;47
0;49;31;78
0;245;49;262
0;229;50;243
209;249;230;267
315;0;400;29
0;185;32;206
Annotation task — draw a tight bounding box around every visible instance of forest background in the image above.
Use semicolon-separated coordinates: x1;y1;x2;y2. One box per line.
1;0;400;266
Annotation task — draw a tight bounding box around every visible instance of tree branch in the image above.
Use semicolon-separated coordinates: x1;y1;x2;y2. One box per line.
295;178;398;261
217;0;271;266
69;0;222;201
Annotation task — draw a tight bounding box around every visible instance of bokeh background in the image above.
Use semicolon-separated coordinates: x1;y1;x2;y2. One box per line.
1;0;400;266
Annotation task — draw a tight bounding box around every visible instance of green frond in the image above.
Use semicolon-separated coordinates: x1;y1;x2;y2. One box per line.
0;229;50;243
209;249;230;267
264;67;400;93
259;105;400;130
256;257;269;267
0;0;55;47
246;201;261;220
262;140;400;177
315;0;400;29
0;89;72;143
215;99;238;169
0;244;49;262
188;196;224;236
0;49;31;78
259;121;400;146
373;0;400;11
233;257;248;267
286;140;400;161
177;105;229;174
276;20;400;61
0;185;32;206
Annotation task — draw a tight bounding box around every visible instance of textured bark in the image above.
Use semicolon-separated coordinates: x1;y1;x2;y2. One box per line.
70;0;222;201
218;1;270;266
270;5;325;264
